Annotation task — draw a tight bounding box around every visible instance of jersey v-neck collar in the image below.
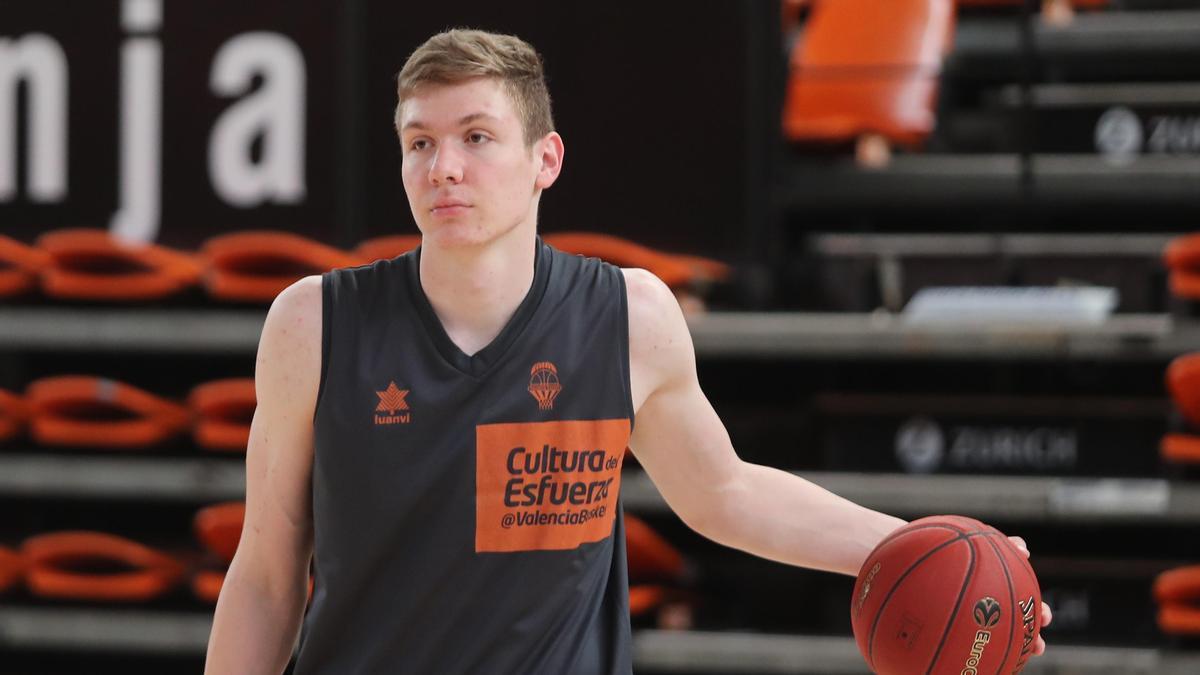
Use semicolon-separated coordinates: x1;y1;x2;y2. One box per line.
406;237;552;380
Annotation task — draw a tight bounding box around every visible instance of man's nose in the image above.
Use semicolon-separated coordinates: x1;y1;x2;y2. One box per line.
429;145;464;185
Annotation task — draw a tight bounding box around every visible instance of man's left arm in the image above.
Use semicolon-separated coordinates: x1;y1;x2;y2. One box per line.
623;268;904;576
622;269;1050;652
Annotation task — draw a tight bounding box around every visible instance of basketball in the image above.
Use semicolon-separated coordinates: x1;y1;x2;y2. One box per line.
850;515;1042;675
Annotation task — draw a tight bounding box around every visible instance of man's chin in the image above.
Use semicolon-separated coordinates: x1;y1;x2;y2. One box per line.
421;225;491;249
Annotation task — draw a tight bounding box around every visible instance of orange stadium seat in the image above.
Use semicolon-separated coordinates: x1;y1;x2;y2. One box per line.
36;229;203;301
1166;353;1200;428
625;514;694;625
22;531;185;602
1161;434;1200;466
0;235;50;298
200;231;360;303
353;234;422;263
26;376;192;449
1158;604;1200;636
191;502;313;604
192;502;245;603
1156;565;1200;604
194;502;244;564
0;546;24;594
0;388;28;443
1162;354;1200;465
782;0;955;151
192;569;226;604
1154;566;1200;636
957;0;1106;8
1163;234;1200;301
625;514;688;582
629;585;670;617
189;379;256;452
543;233;729;291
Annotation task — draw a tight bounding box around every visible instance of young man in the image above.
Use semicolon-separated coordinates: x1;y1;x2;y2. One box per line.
204;29;1050;674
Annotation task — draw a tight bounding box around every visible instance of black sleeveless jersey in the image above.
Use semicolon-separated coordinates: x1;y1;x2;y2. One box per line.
293;237;635;675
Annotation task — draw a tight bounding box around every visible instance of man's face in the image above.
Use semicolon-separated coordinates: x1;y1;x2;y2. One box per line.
397;78;558;248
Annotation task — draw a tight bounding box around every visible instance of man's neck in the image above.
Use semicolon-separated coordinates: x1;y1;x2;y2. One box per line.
419;224;538;357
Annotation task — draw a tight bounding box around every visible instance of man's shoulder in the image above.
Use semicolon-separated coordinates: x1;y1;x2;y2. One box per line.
271;274;323;322
620;267;692;366
621;267;675;318
259;275;324;358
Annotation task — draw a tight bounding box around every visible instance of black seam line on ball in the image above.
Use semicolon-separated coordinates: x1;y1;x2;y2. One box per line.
871;521;973;559
981;533;1018;675
865;527;973;667
924;534;978;675
865;525;965;668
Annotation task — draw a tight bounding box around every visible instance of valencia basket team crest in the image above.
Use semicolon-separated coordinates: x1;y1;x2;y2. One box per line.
527;361;562;410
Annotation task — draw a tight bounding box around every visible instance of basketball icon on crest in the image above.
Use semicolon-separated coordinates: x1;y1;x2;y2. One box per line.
528;361;562;410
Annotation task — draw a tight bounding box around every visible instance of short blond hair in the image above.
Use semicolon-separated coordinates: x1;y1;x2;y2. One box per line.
395;29;554;146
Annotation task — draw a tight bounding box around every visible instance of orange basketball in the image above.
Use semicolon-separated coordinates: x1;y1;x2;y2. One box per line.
850;515;1042;675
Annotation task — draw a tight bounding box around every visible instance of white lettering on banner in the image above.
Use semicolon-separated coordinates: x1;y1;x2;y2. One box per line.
0;34;67;202
1147;116;1200;155
1096;106;1200;158
122;0;161;31
109;9;162;242
3;5;310;232
209;32;306;207
949;426;1077;471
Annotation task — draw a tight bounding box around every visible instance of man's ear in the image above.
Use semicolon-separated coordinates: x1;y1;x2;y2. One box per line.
534;132;565;190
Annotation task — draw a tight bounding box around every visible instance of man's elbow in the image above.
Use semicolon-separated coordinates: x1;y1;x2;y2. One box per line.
225;545;310;607
668;473;748;547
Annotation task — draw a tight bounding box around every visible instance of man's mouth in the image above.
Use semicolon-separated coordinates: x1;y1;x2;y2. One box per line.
431;202;470;215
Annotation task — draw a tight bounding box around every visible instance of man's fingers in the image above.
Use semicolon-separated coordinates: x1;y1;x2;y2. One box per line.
1034;602;1052;658
1008;536;1030;558
1005;538;1049;657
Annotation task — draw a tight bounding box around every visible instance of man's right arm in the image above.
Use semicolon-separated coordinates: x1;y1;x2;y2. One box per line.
204;275;323;675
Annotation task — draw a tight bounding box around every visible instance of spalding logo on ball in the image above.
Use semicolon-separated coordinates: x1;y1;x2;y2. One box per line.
850;515;1042;675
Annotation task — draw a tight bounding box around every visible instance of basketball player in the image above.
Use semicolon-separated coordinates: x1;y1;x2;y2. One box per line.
204;29;1051;674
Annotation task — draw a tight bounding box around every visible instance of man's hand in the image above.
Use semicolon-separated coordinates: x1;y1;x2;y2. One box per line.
1008;536;1054;657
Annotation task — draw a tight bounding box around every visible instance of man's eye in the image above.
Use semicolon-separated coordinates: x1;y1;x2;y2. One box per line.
410;139;429;151
467;133;489;144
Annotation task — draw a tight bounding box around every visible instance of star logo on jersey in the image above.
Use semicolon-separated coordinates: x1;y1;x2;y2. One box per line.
527;361;562;411
374;381;411;425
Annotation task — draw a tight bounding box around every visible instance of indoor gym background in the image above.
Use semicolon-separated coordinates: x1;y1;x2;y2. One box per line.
1;0;1200;673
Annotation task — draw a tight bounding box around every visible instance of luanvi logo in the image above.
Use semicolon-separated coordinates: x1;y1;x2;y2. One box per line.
973;597;1002;628
527;361;562;410
374;381;410;425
